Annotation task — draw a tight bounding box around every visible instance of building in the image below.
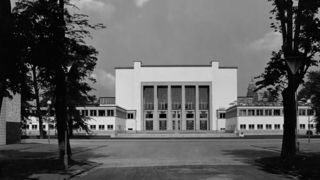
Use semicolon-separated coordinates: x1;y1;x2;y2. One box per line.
115;61;237;131
24;97;136;137
0;94;21;145
225;103;316;135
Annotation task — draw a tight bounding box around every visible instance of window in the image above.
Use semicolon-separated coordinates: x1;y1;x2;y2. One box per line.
90;110;97;116
81;110;88;116
186;120;194;130
239;109;247;116
159;120;167;130
127;113;134;119
298;109;306;116
26;125;29;130
201;112;208;119
49;124;54;130
98;110;105;116
257;124;263;129
248;109;255;116
274;109;281;116
265;109;272;116
172;112;176;118
42;125;46;129
107;125;113;130
107;110;114;116
200;120;207;130
145;113;153;119
159;113;167;119
90;125;96;130
249;124;254;130
98;125;105;130
219;113;225;119
32;125;37;130
274;124;280;129
146;121;153;130
186;113;194;119
310;124;314;129
266;124;272;129
128;128;133;131
307;109;314;116
240;124;246;130
300;124;306;129
256;109;263;116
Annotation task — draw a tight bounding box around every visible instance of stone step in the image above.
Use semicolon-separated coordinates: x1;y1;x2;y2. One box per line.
115;132;237;138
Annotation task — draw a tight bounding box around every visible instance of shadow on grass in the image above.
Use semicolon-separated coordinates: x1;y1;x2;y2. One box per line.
0;147;108;180
223;149;320;180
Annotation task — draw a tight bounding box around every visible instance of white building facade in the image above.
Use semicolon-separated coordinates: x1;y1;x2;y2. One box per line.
115;61;237;131
226;105;316;135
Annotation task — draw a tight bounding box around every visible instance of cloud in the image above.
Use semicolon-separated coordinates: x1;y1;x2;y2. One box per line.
248;32;282;51
92;69;115;90
135;0;151;7
71;0;115;19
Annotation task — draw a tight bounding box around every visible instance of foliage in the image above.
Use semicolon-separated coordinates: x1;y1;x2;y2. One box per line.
12;0;104;136
298;71;320;133
256;0;320;93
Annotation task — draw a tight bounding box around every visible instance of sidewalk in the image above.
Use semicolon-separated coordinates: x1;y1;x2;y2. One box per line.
0;141;100;180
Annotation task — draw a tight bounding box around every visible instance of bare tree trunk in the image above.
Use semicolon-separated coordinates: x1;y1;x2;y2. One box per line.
32;66;44;138
281;75;299;160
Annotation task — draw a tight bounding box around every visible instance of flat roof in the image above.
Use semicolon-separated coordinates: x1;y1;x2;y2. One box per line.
115;65;238;69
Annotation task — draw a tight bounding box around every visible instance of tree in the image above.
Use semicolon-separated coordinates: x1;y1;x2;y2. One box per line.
13;0;104;161
0;0;20;114
298;71;320;133
256;0;320;160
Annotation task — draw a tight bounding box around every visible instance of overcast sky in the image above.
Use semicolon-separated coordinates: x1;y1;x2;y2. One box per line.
21;0;284;97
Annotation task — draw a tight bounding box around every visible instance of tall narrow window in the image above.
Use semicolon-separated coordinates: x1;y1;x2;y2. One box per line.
143;86;154;110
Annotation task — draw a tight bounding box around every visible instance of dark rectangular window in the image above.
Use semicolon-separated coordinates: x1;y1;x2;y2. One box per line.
99;125;105;130
90;110;97;116
201;113;208;119
186;120;194;130
200;120;207;130
256;109;263;116
107;110;114;116
82;110;88;116
240;124;246;130
127;113;134;119
159;120;167;130
107;125;113;130
159;113;167;119
32;125;37;130
274;109;281;116
274;124;280;129
146;121;153;130
265;109;272;116
218;113;225;119
90;125;96;130
186;113;194;119
98;110;105;116
249;124;254;130
300;124;306;129
145;113;153;119
257;124;263;129
248;109;255;116
266;124;272;129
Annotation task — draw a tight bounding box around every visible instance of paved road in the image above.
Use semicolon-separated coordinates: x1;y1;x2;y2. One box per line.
50;138;318;180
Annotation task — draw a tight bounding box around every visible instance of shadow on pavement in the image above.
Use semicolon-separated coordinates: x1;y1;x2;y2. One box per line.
223;149;320;180
0;146;107;180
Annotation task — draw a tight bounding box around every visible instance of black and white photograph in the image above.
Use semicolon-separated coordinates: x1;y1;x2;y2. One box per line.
1;0;320;179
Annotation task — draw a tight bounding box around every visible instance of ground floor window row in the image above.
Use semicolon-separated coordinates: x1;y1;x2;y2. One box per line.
145;120;208;131
239;124;315;130
25;124;115;131
89;124;114;130
145;111;208;119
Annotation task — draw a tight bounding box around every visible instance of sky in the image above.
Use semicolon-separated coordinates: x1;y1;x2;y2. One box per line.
18;0;283;98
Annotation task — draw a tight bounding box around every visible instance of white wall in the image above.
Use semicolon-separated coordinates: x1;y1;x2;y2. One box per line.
115;61;237;131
